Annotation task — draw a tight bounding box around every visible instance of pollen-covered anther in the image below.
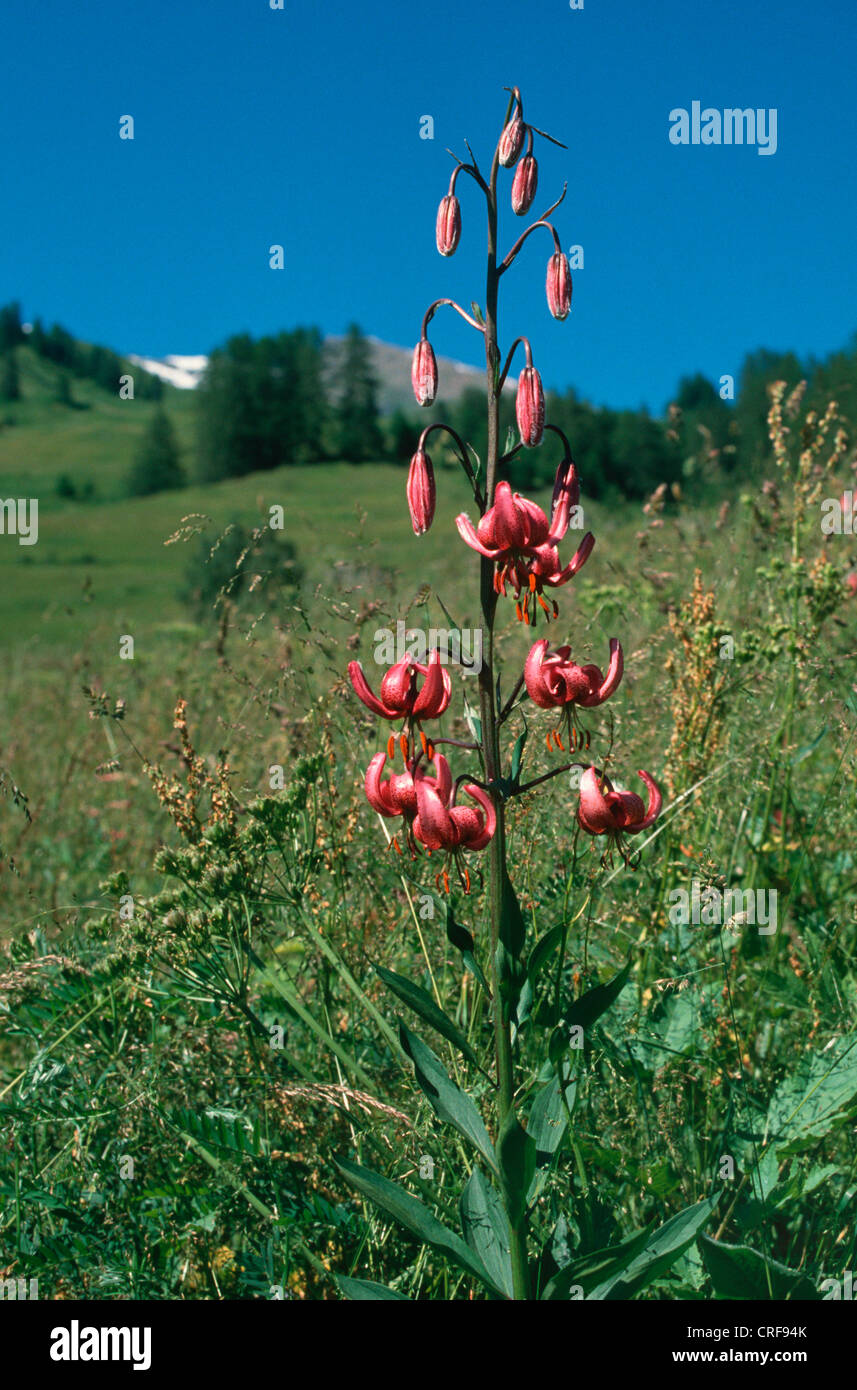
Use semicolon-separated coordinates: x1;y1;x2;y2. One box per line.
386;733;396;760
399;733;409;762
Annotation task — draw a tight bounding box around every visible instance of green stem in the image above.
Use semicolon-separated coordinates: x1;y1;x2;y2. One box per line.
479;94;530;1301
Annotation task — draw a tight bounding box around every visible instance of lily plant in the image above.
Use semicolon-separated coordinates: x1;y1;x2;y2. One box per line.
337;87;672;1303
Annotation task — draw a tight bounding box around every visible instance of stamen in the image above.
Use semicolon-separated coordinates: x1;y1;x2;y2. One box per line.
419;728;428;755
515;602;523;622
529;572;537;592
554;731;565;751
537;593;550;615
552;600;559;618
391;836;401;855
426;739;435;761
399;733;409;761
462;866;471;894
387;733;396;760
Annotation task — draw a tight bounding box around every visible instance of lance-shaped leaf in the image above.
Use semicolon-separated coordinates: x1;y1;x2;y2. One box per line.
588;1194;720;1300
549;956;633;1061
398;1022;498;1173
336;1158;508;1299
446;902;489;993
698;1234;821;1301
337;1275;412;1301
375;964;479;1067
460;1168;514;1299
496;1108;536;1225
541;1225;654;1300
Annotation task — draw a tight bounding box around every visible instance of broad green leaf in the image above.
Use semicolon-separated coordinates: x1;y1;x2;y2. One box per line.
398;1022;497;1173
565;956;633;1033
460;1168;514;1299
496;1108;536;1225
528;1066;577;1163
765;1035;857;1154
527;923;565;983
375;965;479;1067
446;904;489;993
589;1194;720;1300
541;1225;654;1300
337;1275;412;1301
698;1234;820;1301
336;1158;507;1299
499;869;527;957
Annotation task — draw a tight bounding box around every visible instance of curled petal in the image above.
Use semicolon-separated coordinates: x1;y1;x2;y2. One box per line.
459;783;496;850
577;767;617;835
379;657;416;711
413;778;455;850
578;639;623;707
545;531;595;587
348;661;396;719
456;512;504;559
365;753;398;816
624;770;662;834
412;649;452;718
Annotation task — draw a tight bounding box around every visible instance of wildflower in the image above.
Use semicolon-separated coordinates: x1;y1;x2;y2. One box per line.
455;466;594;623
406;448;436;535
348;649;451;721
577;766;662;866
365;750;452;822
525;637;623;750
413;774;496;891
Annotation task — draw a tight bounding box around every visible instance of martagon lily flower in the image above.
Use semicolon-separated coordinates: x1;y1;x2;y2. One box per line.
413;773;496;892
577;766;662;867
348;649;451;722
525;637;623;750
455;464;594;624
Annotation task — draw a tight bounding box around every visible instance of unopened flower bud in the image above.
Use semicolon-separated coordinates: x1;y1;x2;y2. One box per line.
511;154;538;216
516;366;545;448
411;339;438;407
436;194;461;256
546;252;572;320
407;449;436;535
498;118;525;168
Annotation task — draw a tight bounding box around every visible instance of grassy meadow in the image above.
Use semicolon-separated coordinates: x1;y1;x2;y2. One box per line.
2;352;857;1302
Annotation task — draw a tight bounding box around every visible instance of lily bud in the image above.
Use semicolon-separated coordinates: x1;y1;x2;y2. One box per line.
498;118;525;167
511;154;538;215
407;448;436;535
436;194;461;256
411;339;438;407
546;251;572;320
516;366;545;448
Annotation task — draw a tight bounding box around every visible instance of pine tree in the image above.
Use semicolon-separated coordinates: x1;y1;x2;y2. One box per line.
335;324;383;461
126;408;185;495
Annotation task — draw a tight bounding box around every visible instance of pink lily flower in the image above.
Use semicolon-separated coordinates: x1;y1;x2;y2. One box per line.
413;776;496;890
348;649;452;722
455;464;594;623
365;750;452;822
525;638;623;709
577;767;662;865
525;637;623;753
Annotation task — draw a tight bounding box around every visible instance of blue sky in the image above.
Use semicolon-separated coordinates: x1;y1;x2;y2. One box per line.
2;0;855;411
